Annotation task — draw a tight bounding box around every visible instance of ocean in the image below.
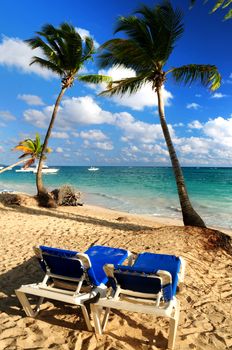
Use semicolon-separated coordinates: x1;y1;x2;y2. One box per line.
0;166;231;229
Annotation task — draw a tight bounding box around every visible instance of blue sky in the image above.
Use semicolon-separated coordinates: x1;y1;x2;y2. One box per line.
0;0;231;166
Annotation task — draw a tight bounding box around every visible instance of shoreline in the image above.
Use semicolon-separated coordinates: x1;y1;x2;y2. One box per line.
75;203;232;237
1;190;231;236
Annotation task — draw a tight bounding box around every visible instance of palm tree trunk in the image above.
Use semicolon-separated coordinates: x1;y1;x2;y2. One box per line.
0;158;33;174
36;86;67;195
156;87;206;228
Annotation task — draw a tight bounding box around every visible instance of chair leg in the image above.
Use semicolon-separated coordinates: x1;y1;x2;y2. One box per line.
102;307;110;332
168;301;180;350
15;290;42;317
91;304;103;335
80;304;92;331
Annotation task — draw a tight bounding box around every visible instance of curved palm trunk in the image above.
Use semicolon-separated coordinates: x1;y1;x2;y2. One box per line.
0;158;33;174
36;86;67;195
156;88;206;228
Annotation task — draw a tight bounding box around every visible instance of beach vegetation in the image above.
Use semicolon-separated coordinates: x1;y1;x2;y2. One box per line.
26;23;111;206
0;133;50;174
98;1;221;227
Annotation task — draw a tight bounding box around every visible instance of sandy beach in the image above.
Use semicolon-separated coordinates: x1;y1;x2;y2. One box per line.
0;194;232;350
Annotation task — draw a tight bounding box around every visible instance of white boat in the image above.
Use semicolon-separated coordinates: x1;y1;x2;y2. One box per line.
0;166;4;170
88;166;99;171
16;164;59;174
33;164;59;174
15;167;35;173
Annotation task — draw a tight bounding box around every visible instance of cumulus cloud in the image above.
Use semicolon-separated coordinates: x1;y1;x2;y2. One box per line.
95;141;113;150
98;66;173;110
188;120;203;129
51;131;69;139
203;117;232;146
55;147;63;153
17;94;44;106
0;36;56;79
0;110;16;121
23;96;115;130
114;112;174;143
23;95;175;146
186;103;201;110
23;109;49;128
211;92;227;99
79;129;108;141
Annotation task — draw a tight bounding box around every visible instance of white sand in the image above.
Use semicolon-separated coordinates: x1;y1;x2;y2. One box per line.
0;195;231;350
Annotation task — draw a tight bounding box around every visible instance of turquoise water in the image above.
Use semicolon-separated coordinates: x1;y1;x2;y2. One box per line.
0;166;231;229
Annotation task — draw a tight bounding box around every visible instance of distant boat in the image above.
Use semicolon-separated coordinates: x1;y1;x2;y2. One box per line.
16;164;59;174
15;167;35;173
88;166;99;171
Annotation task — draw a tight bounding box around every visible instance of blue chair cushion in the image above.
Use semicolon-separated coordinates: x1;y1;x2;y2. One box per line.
133;253;181;298
85;245;129;286
38;245;129;286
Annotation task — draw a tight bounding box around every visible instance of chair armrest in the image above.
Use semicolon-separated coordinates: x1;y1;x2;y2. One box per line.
75;253;92;269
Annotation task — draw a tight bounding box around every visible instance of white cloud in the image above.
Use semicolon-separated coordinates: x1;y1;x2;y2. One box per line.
114;111;174;143
0;145;4;152
56;147;63;153
203;117;232;146
23;109;49;128
0;36;56;79
0;110;16;121
188;120;203;129
51;131;69;139
24;96;115;129
186;103;201;110
79;129;108;141
75;27;99;48
211;92;227;99
173;122;184;127
98;66;173;111
17;94;44;106
95;142;113;150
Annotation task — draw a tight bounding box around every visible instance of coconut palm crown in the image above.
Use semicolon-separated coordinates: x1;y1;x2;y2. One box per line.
26;23;111;200
0;133;50;174
98;1;221;227
14;133;51;168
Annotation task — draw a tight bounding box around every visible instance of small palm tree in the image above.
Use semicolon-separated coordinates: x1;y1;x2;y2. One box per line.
0;133;50;174
26;23;110;202
190;0;232;20
98;1;221;227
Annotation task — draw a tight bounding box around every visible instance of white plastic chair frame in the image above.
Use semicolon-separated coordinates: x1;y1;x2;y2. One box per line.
91;256;186;349
15;247;108;331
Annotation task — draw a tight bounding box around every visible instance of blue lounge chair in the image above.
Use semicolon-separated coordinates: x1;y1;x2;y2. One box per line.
91;252;186;349
15;245;131;331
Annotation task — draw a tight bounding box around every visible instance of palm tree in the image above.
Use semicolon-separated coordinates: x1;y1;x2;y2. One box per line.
0;133;50;174
190;0;232;20
98;1;221;227
26;23;110;203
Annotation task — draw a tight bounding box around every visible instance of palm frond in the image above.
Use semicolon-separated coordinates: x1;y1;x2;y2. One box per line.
170;64;221;90
82;37;95;61
98;38;153;72
30;56;64;76
78;74;112;84
190;0;232;20
224;8;232;19
99;76;147;97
